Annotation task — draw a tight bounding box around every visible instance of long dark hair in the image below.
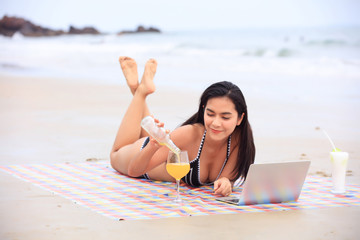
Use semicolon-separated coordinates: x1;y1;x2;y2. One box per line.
182;81;255;181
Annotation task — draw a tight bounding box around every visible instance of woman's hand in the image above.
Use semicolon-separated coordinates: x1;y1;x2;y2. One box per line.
153;117;164;128
214;177;232;197
151;117;170;144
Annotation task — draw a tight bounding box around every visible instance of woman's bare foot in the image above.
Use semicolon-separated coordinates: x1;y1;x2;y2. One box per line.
119;56;139;94
137;59;157;96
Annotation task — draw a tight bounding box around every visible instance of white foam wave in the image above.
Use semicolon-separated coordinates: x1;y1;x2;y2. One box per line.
0;27;359;86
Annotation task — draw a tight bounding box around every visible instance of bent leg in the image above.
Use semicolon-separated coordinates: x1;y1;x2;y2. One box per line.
139;59;156;137
110;58;157;173
119;56;154;138
119;56;139;95
112;58;157;151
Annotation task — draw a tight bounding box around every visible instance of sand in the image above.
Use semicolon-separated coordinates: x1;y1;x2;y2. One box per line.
0;74;359;239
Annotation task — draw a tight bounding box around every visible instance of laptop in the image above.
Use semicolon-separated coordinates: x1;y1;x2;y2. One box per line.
216;161;310;205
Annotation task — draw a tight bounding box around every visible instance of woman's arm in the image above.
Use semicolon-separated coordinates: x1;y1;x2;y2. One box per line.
127;138;161;177
213;144;239;196
128;124;202;178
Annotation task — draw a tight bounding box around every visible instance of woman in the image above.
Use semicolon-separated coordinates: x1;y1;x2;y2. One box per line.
110;57;255;197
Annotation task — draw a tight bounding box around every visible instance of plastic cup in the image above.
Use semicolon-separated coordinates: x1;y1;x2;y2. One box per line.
330;151;349;194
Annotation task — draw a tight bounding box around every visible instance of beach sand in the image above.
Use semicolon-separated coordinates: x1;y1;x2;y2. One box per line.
1;74;359;239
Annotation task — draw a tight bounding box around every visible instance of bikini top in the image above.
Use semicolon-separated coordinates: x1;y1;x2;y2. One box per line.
181;130;231;187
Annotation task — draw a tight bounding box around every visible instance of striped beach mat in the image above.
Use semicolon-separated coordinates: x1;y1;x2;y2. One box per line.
1;162;359;220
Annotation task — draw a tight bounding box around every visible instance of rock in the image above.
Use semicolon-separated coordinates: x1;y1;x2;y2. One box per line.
137;26;146;32
0;15;64;37
0;15;26;36
118;25;161;35
0;15;160;37
0;15;101;37
68;25;100;35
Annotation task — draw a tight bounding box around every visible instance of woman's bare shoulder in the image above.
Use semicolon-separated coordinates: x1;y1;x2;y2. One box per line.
171;123;204;143
175;123;204;133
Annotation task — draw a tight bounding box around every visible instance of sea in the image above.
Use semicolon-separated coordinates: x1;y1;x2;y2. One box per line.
1;26;359;88
1;26;359;139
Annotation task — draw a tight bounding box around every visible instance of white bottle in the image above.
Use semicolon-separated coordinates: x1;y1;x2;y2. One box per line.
141;116;180;154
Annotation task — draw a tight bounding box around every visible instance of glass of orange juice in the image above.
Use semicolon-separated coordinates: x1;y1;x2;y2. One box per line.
166;150;190;203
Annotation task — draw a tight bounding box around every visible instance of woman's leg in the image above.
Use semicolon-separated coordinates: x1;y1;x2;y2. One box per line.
119;56;138;94
119;56;152;138
110;58;157;174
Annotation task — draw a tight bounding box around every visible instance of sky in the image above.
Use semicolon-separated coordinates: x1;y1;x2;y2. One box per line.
1;0;360;32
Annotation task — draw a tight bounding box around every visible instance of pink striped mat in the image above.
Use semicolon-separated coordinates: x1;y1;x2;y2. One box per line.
1;162;359;220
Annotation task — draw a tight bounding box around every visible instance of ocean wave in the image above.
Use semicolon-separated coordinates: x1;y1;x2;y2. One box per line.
1;27;359;83
243;48;295;57
171;45;296;58
223;56;360;78
305;39;349;46
0;62;24;69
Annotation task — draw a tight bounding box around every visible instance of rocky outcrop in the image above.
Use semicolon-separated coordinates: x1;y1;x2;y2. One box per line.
118;25;161;35
0;16;161;37
68;25;100;35
0;15;65;37
0;16;100;37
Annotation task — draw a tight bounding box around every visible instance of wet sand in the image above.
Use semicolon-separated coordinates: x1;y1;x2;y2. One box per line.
0;74;359;239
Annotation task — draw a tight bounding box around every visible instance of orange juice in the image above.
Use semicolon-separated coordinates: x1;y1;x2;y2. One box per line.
166;163;190;180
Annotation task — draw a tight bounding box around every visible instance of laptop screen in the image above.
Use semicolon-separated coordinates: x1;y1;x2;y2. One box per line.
217;161;310;205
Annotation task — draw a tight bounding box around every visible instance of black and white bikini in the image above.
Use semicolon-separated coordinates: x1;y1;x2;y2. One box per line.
140;130;231;187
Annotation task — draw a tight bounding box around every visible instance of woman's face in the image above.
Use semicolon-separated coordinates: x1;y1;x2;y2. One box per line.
203;96;243;141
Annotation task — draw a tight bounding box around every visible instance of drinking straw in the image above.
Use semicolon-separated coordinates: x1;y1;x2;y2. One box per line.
322;129;338;151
